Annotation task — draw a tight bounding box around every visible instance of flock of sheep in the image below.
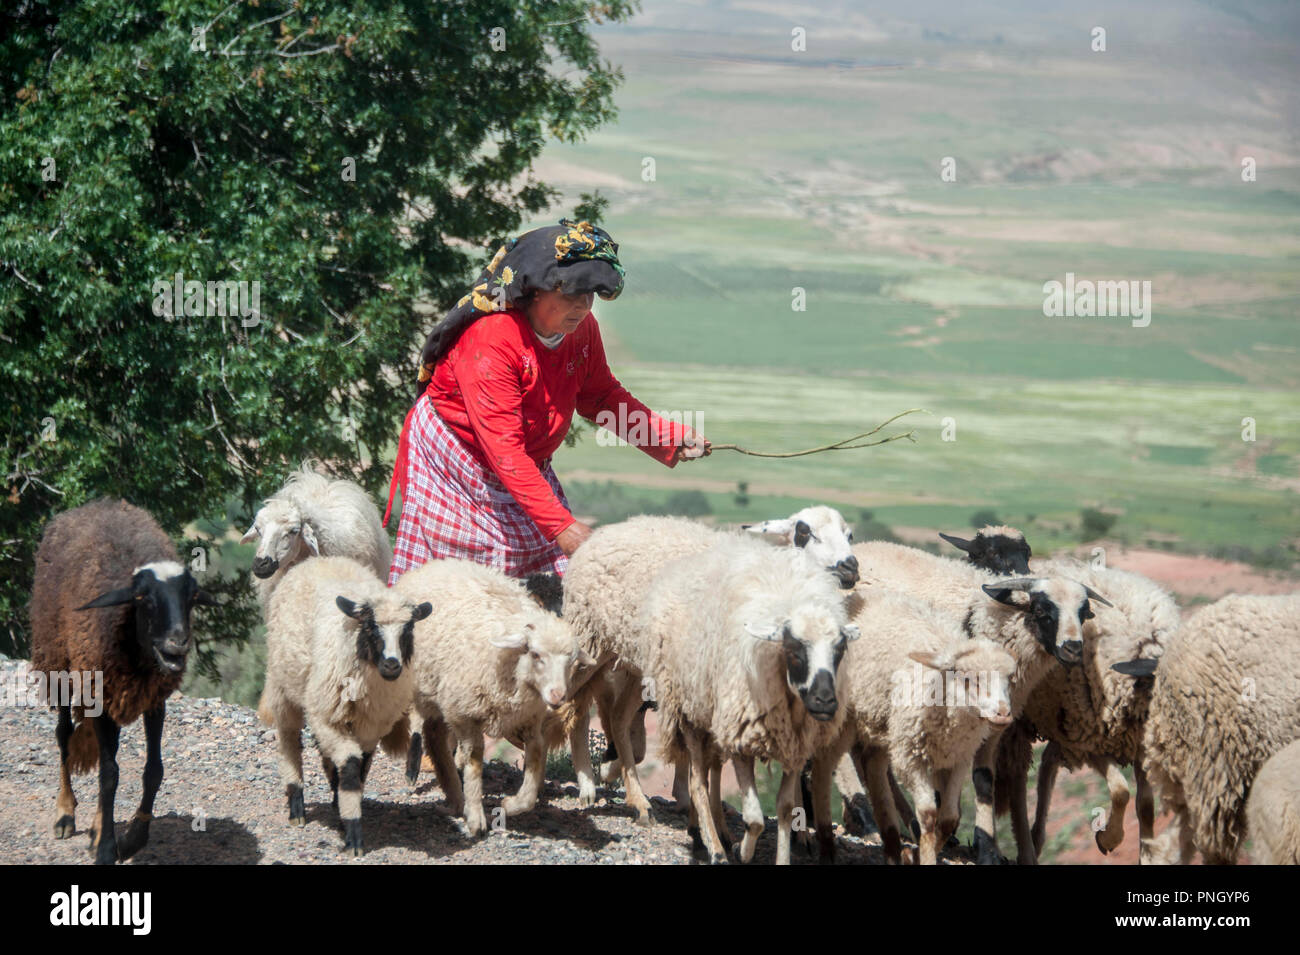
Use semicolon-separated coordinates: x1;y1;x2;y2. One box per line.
27;462;1300;865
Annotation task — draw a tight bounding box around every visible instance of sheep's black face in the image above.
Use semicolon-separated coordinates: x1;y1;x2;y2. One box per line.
782;624;854;721
336;597;429;682
983;579;1092;667
78;562;217;676
975;536;1032;576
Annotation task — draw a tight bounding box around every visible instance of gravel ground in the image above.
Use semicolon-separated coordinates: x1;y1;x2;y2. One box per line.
0;658;970;865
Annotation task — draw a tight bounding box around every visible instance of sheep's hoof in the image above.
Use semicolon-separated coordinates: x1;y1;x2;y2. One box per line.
118;814;151;860
54;815;76;839
287;785;305;825
688;825;705;855
709;851;730;866
93;837;119;866
405;734;423;786
501;796;533;817
973;828;1004;866
632;806;654;828
1095;831;1112;855
342;820;363;856
900;846;917;866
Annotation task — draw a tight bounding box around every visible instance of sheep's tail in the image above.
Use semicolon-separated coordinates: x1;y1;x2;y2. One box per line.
380;718;411;758
66;718;100;775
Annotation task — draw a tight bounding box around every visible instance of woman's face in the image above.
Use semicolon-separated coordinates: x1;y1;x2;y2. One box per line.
526;289;594;337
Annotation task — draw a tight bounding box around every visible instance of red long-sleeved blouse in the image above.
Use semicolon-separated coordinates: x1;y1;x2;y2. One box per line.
424;308;684;540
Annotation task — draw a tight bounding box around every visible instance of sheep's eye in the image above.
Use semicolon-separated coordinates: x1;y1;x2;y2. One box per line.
289;527;299;535
530;651;541;662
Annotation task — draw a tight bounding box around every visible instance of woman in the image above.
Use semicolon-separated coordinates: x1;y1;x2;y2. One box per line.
385;219;709;584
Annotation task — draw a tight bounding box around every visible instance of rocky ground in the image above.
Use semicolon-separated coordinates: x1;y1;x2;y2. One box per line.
1;657;964;866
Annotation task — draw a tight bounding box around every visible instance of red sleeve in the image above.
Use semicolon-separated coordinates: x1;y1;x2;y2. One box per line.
575;319;685;467
451;327;575;541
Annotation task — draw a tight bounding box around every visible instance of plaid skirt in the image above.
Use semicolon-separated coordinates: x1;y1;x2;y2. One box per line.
386;395;569;585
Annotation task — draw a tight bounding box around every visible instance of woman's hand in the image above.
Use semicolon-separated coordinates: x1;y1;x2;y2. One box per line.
675;427;712;463
556;520;593;557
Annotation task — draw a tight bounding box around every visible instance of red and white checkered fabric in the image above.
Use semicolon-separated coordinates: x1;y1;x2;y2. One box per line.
387;395;568;585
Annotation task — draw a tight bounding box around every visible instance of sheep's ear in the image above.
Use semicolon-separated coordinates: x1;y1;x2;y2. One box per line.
939;532;973;553
239;521;260;544
410;602;432;622
490;622;533;651
193;589;219;607
335;596;370;620
743;621;781;642
76;586;138;610
982;578;1040;607
746;519;791;537
301;523;320;556
575;647;598;668
1112;658;1158;678
840;624;861;642
908;650;952;671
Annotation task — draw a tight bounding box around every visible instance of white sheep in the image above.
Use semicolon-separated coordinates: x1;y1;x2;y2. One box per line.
995;557;1180;864
562;506;857;820
259;556;431;856
1246;738;1300;865
241;461;392;606
1117;592;1300;864
638;534;859;864
815;587;1017;864
850;540;1112;864
394;558;595;837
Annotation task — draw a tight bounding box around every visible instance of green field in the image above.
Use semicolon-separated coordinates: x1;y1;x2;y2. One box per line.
522;1;1300;562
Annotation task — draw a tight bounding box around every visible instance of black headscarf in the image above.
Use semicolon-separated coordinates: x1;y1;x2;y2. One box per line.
416;219;625;388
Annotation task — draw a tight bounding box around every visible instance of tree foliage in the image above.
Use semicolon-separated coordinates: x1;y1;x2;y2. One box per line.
0;0;637;658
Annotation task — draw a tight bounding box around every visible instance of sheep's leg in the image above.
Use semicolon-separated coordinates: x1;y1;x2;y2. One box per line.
1008;754;1037;866
313;723;365;856
360;750;374;787
890;769;919;839
597;670;627;783
502;732;545;818
731;755;765;863
835;751;876;838
971;732;1005;865
53;705;77;839
937;765;965;849
118;704;165;861
671;756;690;810
404;709;423;786
1133;754;1156;865
1031;741;1063;856
569;691;599;808
683;729;727;864
1092;757;1131;855
902;765;939;865
611;678;653;826
274;705;306;826
90;715;121;865
320;754;340;816
461;729;488;837
863;746;904;864
425;717;464;816
774;762;800;866
708;756;731;852
809;753;838;863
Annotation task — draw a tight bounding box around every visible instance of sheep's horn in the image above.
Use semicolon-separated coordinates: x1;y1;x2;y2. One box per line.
939;532;973;553
1083;585;1113;608
1112;658;1158;677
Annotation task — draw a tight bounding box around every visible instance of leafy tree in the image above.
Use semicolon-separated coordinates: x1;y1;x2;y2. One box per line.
0;0;637;660
969;509;1001;528
1079;508;1117;542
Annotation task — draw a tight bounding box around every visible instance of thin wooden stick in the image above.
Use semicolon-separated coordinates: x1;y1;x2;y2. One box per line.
710;408;929;459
